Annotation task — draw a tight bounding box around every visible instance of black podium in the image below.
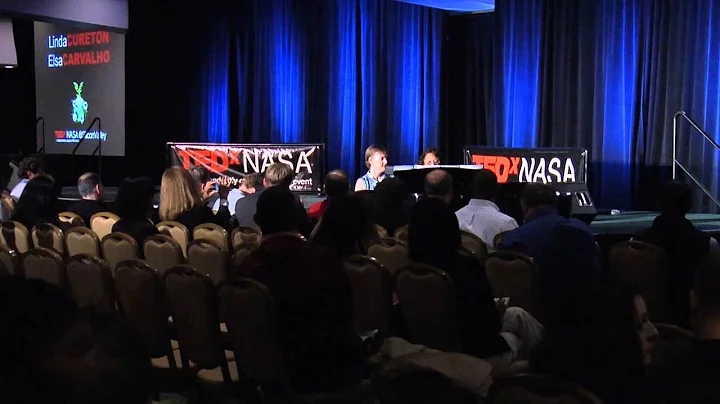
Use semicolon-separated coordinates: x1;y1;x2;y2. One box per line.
387;165;485;196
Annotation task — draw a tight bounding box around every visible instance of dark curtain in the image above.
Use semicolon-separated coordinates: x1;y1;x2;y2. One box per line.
445;0;720;211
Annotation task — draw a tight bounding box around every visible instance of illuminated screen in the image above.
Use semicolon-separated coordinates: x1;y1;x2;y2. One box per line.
33;21;125;156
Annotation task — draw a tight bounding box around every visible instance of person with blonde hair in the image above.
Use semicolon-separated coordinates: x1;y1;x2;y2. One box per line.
159;167;230;231
355;145;388;191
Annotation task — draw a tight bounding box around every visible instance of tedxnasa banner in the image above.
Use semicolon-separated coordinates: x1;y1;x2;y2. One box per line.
463;147;588;184
168;143;324;193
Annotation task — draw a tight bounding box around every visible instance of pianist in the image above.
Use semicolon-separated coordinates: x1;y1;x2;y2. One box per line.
355;145;388;191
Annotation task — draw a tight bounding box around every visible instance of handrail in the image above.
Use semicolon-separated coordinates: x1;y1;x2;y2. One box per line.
71;117;103;180
672;110;720;209
35;117;44;154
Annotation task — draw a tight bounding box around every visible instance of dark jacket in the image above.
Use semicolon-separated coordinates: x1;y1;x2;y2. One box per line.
174;204;230;233
112;218;159;247
68;199;110;227
235;188;311;236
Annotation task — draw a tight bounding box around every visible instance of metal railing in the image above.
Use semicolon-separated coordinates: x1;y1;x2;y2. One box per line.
71;117;103;181
672;110;720;209
35;117;45;154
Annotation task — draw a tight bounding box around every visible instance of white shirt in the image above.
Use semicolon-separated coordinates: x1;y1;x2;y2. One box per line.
10;179;28;200
456;199;518;252
212;189;245;215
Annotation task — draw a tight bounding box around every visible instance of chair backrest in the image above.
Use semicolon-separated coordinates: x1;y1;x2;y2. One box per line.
90;212;120;241
101;232;140;270
164;265;227;371
0;221;32;254
367;237;410;273
65;226;101;258
58;211;86;230
0;244;20;275
489;374;604;404
485;251;538;316
394;263;460;352
115;259;173;359
187;239;228;284
232;226;262;250
66;254;116;313
376;224;389;238
393;225;409;243
142;235;185;276
217;278;288;388
460;230;488;260
610;240;669;322
1;193;15;217
22;247;67;289
232;243;259;268
32;222;65;256
193;223;231;253
156;221;191;257
343;255;394;335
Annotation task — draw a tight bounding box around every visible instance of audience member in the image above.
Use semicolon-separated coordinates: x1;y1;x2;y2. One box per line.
312;194;378;257
418;148;441;166
112;177;159;246
188;165;217;206
10;156;45;199
455;169;518;252
355;145;388;191
408;198;542;364
424;169;453;204
213;172;260;215
374;177;412;236
159;167;230;231
235;186;365;394
308;170;350;221
68;172;109;226
11;175;61;229
530;281;658;404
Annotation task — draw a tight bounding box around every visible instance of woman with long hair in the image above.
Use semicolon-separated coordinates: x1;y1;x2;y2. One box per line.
159;167;229;231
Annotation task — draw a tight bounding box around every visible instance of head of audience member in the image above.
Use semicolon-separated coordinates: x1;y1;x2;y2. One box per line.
188;166;214;200
424;169;453;204
325;170;350;199
374;177;407;209
239;173;260;195
471;169;499;201
408;198;462;268
657;180;692;217
159;167;202;221
77;172;103;201
262;163;294;189
353;190;381;223
313;195;376;257
116;177;155;220
365;145;388;177
690;254;720;337
520;183;558;221
12;175;60;226
254;186;302;235
530;281;657;403
418;148;441;166
18;156;45;180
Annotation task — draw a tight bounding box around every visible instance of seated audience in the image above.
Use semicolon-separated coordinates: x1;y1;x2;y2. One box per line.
312;194;378;257
408;198;542;363
234;186;365;394
213;172;260;215
308;170;350;221
11;175;60;229
355;144;388;191
530;282;658;404
112;177;159;246
68;172;110;226
374;177;412;236
10;156;45;199
455;169;518;252
424;169;453;204
635;180;716;327
418;148;441;166
159;167;230;231
188;165;217;207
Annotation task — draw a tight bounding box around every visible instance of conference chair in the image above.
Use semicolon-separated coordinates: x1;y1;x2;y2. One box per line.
231;243;259;269
143;235;185;276
187;239;228;285
156;221;191;257
366;237;409;274
31;222;65;256
343;255;394;335
231;226;262;250
90;211;120;241
460;230;488;260
101;232;140;270
0;220;32;254
58;211;85;230
66;254;116;313
193;223;231;253
393;225;409;243
65;226;101;258
23;247;67;290
485;251;539;318
0;244;20;275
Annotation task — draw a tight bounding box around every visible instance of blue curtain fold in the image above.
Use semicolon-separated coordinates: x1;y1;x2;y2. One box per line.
196;21;230;144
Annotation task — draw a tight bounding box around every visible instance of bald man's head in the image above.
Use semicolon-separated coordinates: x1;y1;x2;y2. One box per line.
424;169;453;203
325;169;350;198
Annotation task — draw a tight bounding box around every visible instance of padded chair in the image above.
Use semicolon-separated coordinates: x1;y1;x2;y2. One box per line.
0;221;32;254
343;255;394;335
1;193;15;218
485;251;539;318
65;226;101;258
376;224;389;238
187;239;228;285
115;260;182;371
58;211;85;230
231;226;262;250
610;240;669;323
394;263;460;352
367;238;410;273
393;225;409;243
143;235;185;276
0;244;20;275
101;232;140;270
32;223;65;256
460;230;488;260
156;221;191;257
23;247;66;289
164;265;239;386
66;254;116;313
489;373;604;404
231;243;259;268
193;223;231;253
90;211;121;241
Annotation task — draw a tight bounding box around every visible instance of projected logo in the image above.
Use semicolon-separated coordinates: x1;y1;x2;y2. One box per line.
71;81;88;124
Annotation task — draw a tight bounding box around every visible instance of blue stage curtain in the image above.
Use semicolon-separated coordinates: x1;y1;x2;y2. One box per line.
196;21;230;144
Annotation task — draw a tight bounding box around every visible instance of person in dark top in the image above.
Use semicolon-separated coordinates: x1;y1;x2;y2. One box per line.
234;186;364;394
11;175;61;229
112;177;159;247
189;165;220;209
312;194;378;257
308;170;350;221
424;169;453;204
635;181;714;327
158;167;230;232
68;172;109;226
373;177;412;236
